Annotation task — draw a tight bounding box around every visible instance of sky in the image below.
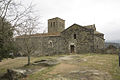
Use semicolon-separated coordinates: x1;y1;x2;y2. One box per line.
23;0;120;41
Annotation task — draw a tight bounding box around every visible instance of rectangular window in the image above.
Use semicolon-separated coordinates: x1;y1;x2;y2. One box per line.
74;34;76;39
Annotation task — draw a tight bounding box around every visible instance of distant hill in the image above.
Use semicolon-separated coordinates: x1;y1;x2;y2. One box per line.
105;41;120;48
106;40;120;43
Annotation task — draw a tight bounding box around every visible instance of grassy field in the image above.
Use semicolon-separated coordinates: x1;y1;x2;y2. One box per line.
0;53;120;80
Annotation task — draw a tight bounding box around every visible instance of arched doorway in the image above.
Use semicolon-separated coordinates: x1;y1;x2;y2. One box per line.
70;45;75;53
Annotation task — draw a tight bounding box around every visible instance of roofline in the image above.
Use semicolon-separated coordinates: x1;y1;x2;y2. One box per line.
61;23;93;33
94;35;105;40
48;17;65;21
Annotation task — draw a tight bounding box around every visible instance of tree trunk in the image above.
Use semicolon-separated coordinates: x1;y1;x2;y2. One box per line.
27;55;30;65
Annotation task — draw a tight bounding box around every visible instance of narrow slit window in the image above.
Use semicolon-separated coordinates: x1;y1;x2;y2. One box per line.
51;22;52;27
74;34;76;39
53;22;55;27
97;45;98;48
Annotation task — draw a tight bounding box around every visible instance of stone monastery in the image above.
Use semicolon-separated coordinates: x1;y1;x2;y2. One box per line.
16;17;105;56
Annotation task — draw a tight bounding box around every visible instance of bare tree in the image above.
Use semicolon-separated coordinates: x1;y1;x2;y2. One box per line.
0;0;41;64
0;0;36;60
16;16;40;65
0;0;33;27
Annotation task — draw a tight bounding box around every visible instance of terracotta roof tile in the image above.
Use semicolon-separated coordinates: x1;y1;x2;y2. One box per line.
16;32;60;38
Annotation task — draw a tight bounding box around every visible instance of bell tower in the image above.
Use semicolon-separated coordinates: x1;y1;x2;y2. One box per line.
48;17;65;33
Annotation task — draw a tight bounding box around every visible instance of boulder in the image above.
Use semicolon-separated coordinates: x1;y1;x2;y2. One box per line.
5;69;32;80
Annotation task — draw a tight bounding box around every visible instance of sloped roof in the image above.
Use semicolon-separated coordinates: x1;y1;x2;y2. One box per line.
61;23;92;33
16;32;60;38
84;24;96;30
48;17;65;21
31;32;60;37
94;31;104;35
16;23;104;38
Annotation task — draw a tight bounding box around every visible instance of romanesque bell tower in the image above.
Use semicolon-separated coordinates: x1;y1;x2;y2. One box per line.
48;17;65;33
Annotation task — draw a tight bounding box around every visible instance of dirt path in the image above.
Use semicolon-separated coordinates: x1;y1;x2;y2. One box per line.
57;55;73;61
46;55;112;80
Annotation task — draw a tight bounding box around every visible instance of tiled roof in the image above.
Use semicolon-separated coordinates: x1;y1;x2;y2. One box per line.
48;17;65;21
16;32;60;38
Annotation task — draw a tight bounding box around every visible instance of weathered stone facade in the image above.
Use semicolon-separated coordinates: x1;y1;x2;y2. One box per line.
16;17;105;56
48;17;65;33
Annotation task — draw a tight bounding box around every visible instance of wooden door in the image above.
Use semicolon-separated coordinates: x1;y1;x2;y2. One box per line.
70;45;75;53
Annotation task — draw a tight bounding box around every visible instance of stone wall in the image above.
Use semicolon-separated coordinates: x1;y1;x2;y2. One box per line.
38;36;66;56
61;24;94;54
94;35;105;52
105;45;119;54
48;17;65;33
16;36;66;56
15;37;40;56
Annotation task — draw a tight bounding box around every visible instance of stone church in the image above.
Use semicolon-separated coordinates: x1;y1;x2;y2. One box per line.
16;17;105;56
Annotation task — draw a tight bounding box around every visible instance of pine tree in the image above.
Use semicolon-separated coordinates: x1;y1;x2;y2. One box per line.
0;18;14;61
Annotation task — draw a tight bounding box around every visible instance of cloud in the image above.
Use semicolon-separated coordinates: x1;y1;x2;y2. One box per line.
24;0;120;41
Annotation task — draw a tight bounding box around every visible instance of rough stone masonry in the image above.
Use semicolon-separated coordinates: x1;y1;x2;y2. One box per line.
16;17;105;56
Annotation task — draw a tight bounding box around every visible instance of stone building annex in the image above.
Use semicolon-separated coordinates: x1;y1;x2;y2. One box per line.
16;17;105;55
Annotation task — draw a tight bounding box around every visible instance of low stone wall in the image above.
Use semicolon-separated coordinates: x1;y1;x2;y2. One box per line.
104;45;119;54
105;48;119;54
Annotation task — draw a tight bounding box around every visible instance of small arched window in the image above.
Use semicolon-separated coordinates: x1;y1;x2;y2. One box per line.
74;34;76;39
48;40;53;48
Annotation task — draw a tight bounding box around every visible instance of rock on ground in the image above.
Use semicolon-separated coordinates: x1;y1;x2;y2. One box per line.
2;69;32;80
32;59;60;66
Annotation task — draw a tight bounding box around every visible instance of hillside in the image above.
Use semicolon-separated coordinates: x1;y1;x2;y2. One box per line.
0;54;120;80
105;42;120;48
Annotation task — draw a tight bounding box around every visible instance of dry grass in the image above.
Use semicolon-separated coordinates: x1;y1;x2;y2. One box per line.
0;55;60;77
0;54;120;80
48;63;79;74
